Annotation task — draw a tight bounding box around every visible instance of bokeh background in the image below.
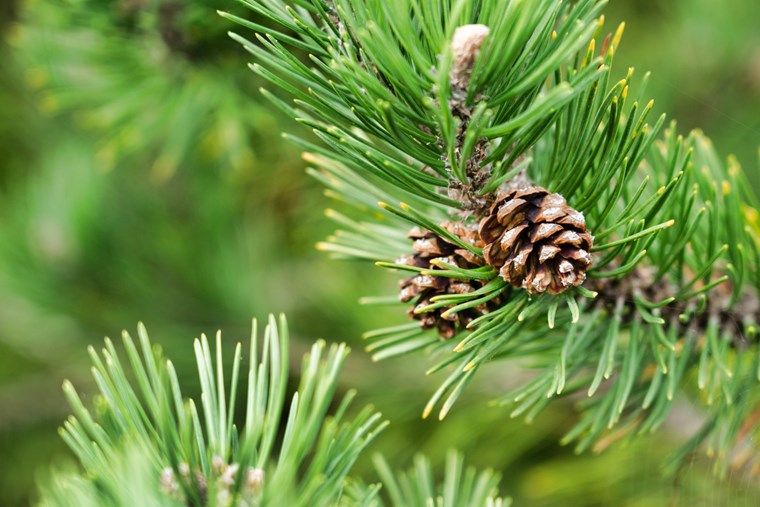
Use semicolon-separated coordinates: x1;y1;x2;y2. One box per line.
1;0;759;505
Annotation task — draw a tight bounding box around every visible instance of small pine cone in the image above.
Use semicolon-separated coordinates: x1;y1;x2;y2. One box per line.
399;222;497;339
479;186;593;295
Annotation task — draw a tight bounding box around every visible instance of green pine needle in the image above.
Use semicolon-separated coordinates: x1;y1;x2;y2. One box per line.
45;316;388;506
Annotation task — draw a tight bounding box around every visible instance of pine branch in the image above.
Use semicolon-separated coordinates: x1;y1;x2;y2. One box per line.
42;316;387;506
344;450;509;507
37;317;510;507
225;0;760;473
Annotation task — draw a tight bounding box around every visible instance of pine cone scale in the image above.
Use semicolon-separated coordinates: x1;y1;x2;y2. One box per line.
561;246;592;265
528;205;565;223
501;211;528;229
558;210;587;228
538;244;562;263
496;198;529;222
454;248;485;266
531;223;564;242
499;224;528;250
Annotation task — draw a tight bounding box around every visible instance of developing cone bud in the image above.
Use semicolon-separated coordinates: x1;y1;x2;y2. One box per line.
450;24;490;92
479;186;593;295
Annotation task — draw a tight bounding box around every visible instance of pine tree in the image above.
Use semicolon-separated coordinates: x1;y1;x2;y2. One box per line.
31;0;760;505
221;0;760;474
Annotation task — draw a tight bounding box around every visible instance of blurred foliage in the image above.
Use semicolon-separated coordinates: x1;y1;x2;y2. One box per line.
18;0;271;180
0;0;758;506
604;0;760;190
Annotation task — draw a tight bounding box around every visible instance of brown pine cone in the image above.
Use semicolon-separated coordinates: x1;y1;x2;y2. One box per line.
479;186;593;295
398;222;498;339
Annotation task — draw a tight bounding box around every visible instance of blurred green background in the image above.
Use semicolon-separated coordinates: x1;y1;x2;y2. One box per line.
0;0;759;505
